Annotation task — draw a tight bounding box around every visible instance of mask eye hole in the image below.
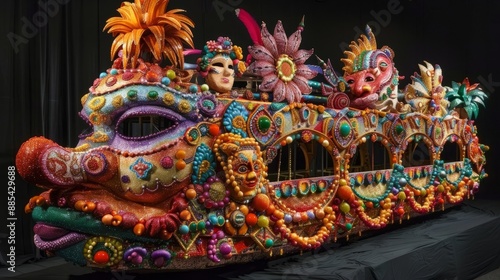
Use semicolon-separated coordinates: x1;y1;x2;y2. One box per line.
117;115;177;139
115;106;183;140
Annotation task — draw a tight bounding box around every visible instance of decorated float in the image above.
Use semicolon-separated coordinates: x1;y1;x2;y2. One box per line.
16;0;489;271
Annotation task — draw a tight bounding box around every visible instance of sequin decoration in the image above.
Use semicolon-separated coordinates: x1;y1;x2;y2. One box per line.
248;106;277;145
333;116;354;148
185;127;201;145
197;94;218;117
192;143;216;184
82;152;107;176
266;146;278;164
432;121;444;144
222;101;248;137
390;118;406;144
130;157;154;180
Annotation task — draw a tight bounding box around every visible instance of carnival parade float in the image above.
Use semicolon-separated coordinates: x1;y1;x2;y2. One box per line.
15;0;489;271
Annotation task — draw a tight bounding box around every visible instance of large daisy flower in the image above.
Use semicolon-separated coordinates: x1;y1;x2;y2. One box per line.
247;18;317;103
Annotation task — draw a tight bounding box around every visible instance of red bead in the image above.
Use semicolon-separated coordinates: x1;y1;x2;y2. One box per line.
93;250;109;264
209;124;220;136
245;213;258;226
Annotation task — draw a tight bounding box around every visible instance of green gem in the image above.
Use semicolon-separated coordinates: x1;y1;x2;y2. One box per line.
258;116;271;132
189;222;198;232
197;220;206;231
345;223;353;231
395;124;404;135
127;90;137;100
147;91;158;100
340;123;351;137
217;216;225;226
264;238;274;248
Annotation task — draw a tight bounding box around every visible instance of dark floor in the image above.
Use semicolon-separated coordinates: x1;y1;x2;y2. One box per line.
2;198;500;280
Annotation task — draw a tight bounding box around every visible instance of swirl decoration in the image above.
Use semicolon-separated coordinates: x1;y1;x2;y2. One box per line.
327;92;350;109
197;94;218;117
191;143;216;184
222;101;249;137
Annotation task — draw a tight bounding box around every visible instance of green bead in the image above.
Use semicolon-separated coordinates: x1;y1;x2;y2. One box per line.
264;238;274;248
127;90;138;100
197;221;206;231
189;222;198;232
217;216;225;226
395;124;404;135
258;116;271;132
147;91;158;100
345;223;353;231
340;123;351;137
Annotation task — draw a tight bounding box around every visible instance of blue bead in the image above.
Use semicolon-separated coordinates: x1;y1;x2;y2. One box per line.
178;224;189;235
189;84;198;93
161;77;171;86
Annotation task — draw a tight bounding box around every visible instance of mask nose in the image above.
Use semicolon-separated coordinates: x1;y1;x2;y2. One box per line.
16;136;117;187
352;83;372;97
16;136;60;186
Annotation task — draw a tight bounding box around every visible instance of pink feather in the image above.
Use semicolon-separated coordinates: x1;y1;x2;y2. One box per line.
235;8;263;45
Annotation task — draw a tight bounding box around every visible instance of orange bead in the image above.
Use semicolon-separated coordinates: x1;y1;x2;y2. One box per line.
336;185;354;201
133;223;145;236
252;193;270;212
185;188;197;200
175;150;186;159
273;209;285;219
180;209;191;220
101;214;113;225
82;201;96;213
265;204;276;216
74;200;85;211
111;214;122;226
176;159;186;170
301;212;309;222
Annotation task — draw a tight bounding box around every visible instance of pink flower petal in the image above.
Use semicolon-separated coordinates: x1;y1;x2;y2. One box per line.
247;61;276;77
285;82;302;103
296;64;317;80
261;22;278;58
259;73;279;91
292;75;313;94
273;20;288;54
285;29;302;55
272;80;286;102
248;45;275;63
293;49;314;65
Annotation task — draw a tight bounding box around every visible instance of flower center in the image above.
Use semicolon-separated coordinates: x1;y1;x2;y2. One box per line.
276;54;296;82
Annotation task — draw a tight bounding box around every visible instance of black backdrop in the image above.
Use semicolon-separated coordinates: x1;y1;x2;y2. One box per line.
1;0;500;263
